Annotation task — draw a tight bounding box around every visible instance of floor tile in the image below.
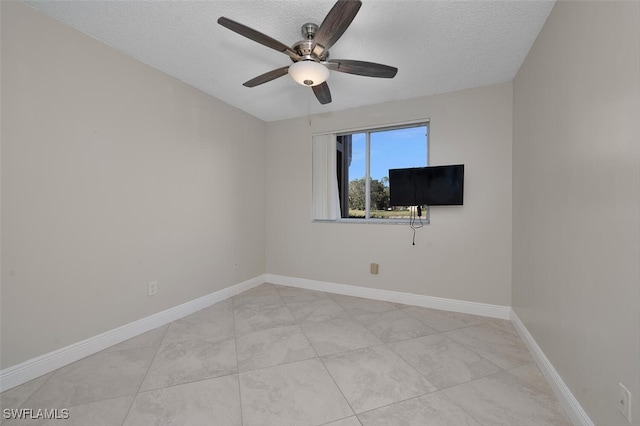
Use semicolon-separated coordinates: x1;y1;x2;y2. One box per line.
401;306;487;332
233;285;283;309
239;358;353;426
23;347;155;408
124;375;241;426
163;300;235;344
355;309;438;343
245;283;278;293
0;373;53;414
101;325;168;354
3;395;134;426
322;417;362;426
330;294;399;316
287;299;351;323
443;371;572;426
487;318;521;336
508;363;554;394
277;287;331;304
444;322;533;369
301;319;382;356
236;325;316;372
322;345;437;413
233;302;297;335
357;391;481;426
65;396;134;426
389;333;501;389
1;286;568;426
140;336;237;391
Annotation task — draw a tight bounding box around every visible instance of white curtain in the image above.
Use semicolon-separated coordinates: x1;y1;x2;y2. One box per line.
312;133;341;220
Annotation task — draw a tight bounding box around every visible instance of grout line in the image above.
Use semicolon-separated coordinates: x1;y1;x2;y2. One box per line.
354;391;442;418
231;293;245;426
378;338;440;395
6;340;169;426
316;352;359;420
241;285;358;424
119;323;170;426
236;353;320;375
5;369;57;412
437;388;485;426
129;370;240;395
292;292;360;420
317;414;363;426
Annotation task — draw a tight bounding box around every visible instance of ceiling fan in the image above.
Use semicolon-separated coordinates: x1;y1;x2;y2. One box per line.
218;0;398;105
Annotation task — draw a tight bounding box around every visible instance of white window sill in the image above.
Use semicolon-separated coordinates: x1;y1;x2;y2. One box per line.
313;218;430;225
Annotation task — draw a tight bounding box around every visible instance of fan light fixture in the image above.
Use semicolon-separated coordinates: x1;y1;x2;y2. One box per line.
288;61;329;86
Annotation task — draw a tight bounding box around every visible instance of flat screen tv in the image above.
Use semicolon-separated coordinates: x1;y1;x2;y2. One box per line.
389;164;464;206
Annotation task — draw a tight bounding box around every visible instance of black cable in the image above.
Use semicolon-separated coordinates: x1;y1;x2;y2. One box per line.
409;170;425;245
411;208;416;245
409;205;424;245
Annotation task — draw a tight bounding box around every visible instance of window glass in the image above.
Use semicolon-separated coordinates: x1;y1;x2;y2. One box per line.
312;121;429;222
334;123;429;220
347;133;366;217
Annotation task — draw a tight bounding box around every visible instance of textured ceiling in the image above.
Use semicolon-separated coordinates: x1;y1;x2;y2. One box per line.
25;0;555;122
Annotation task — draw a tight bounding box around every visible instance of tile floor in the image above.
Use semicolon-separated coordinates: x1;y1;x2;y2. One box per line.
1;283;572;426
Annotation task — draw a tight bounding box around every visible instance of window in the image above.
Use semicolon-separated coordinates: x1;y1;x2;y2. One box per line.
313;121;429;222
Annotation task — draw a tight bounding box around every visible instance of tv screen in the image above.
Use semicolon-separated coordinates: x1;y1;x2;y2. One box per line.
389;164;464;206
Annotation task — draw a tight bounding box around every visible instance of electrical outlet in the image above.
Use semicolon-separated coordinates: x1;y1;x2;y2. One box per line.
370;263;379;275
148;281;158;297
618;382;632;423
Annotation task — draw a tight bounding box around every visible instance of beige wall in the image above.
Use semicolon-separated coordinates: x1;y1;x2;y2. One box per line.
513;1;640;425
0;2;266;368
7;5;636;424
266;82;513;306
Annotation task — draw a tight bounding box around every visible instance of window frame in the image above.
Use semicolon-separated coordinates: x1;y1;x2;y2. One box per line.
313;119;430;225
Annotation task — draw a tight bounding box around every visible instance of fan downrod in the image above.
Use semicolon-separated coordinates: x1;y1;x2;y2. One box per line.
301;23;318;40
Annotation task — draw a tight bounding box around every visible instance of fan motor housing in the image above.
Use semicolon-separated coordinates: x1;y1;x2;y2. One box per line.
293;23;329;61
292;39;329;62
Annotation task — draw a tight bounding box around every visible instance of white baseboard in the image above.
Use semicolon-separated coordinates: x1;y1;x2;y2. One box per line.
511;310;593;426
264;274;511;320
0;275;265;392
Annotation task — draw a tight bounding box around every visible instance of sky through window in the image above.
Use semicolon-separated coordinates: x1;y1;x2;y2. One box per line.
348;126;428;181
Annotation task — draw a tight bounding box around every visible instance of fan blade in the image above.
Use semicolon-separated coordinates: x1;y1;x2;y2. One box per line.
313;0;362;54
218;17;300;61
325;60;398;78
312;82;332;105
243;66;290;87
